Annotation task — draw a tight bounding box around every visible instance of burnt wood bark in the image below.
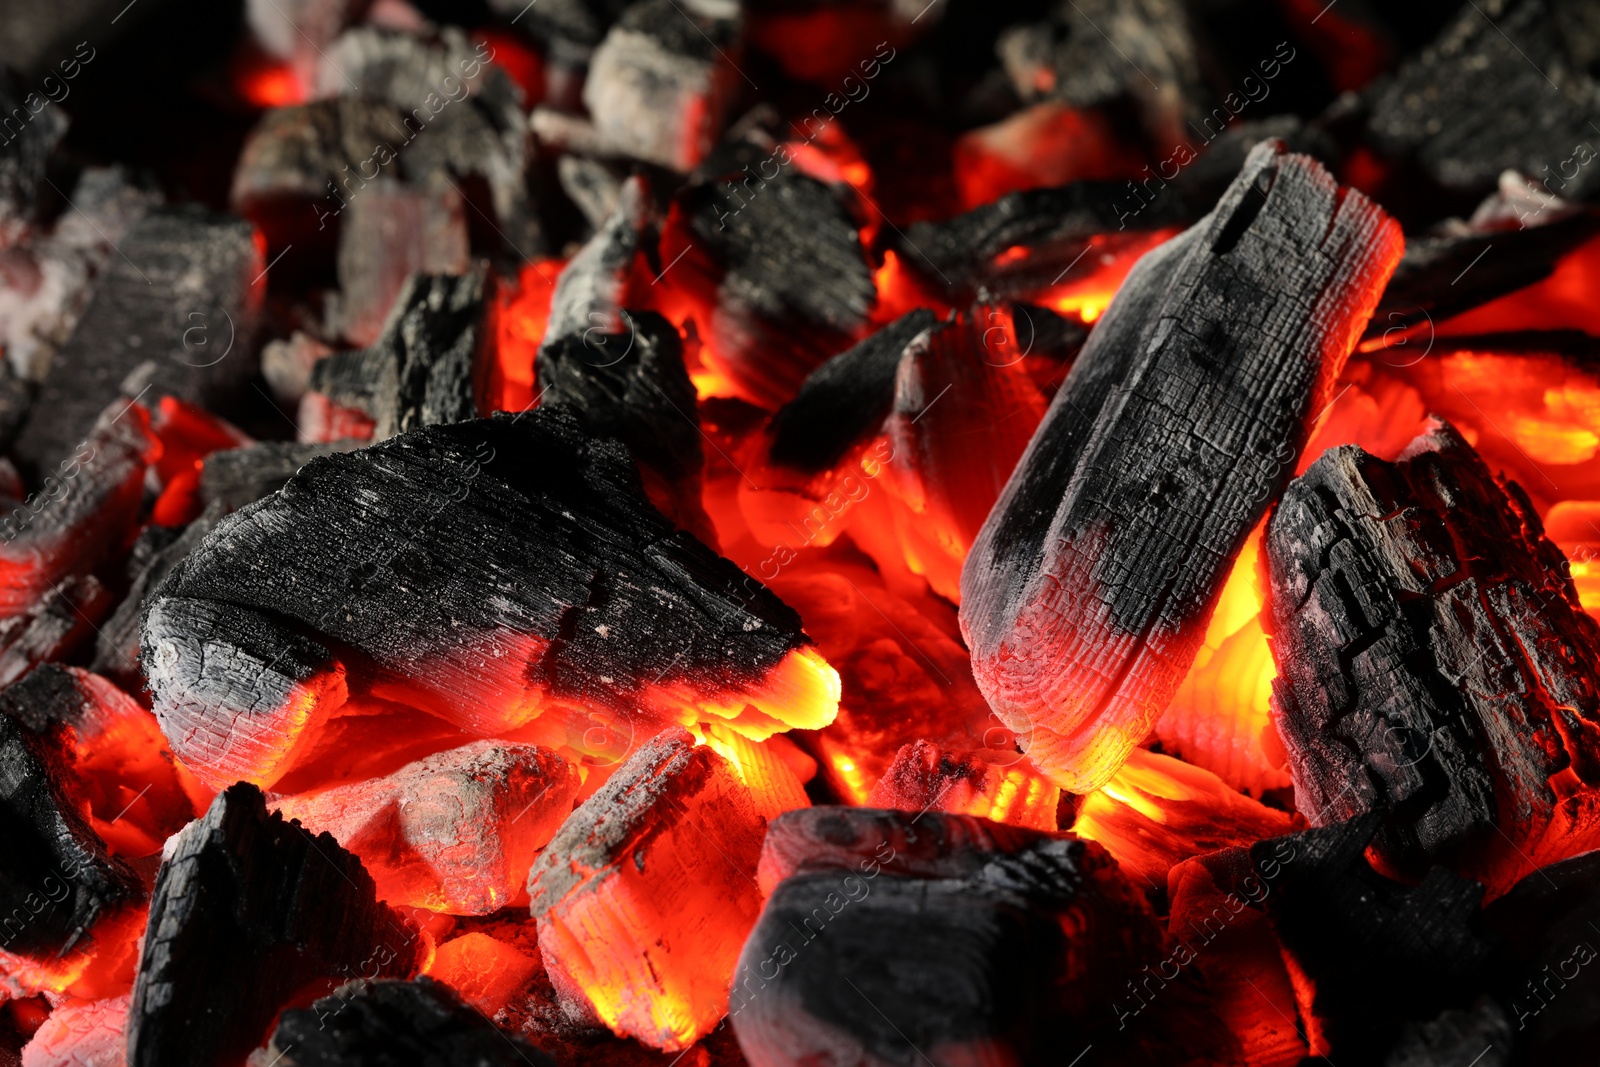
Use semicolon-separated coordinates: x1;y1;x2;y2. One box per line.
10;208;261;481
265;977;555;1067
141;408;830;789
310;270;488;440
1265;420;1600;887
126;782;424;1067
0;710;140;959
959;140;1403;793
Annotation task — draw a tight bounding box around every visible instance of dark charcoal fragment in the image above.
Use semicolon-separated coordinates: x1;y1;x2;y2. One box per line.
734;807;1189;1067
141;408;830;789
199;440;362;513
10;208;262;481
664;171;875;408
332;181;469;347
1381;1000;1513;1067
310;270;488;440
266;977;554;1066
1266;420;1600;890
126;782;423;1067
1364;0;1600;201
0;573;111;688
0;66;67;248
90;508;220;685
0;710;140;958
959;140;1402;793
766;308;938;474
541;175;651;354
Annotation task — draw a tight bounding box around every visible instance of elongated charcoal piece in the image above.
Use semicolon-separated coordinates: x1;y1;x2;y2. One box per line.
310;270;487;441
1364;0;1600;201
10;208;261;481
959;141;1403;794
1178;818;1491;1060
664;171;875;408
0;402;158;620
142;408;837;789
126;782;423;1067
264;977;554;1067
199;440;362;513
527;727;789;1052
0;713;140;959
0;574;112;689
535;309;711;536
1481;850;1600;1057
540;174;650;353
766;309;939;474
1266;419;1600;887
273;741;579;915
582;0;741;171
732;806;1185;1067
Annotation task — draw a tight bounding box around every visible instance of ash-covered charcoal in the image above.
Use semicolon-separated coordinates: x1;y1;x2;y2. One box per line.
501;0;631;96
90;508;219;685
557;154;626;231
264;977;555;1067
198;439;363;513
996;0;1205;148
19;992;130;1067
231;95;413;217
583;0;742;172
1381;1001;1514;1067
540;175;651;354
262;331;334;406
0;400;155;620
1371;175;1600;339
866;739;1061;831
141;408;837;789
0;574;112;688
126;782;424;1067
246;0;365;89
10;208;262;482
1186;817;1492;1061
536;309;711;536
310;270;487;440
1480;849;1600;1057
273;741;579;915
733;806;1185;1067
664;171;875;408
959;141;1403;794
1363;0;1600;203
1265;419;1600;889
330;181;469;347
765;308;938;475
527;728;784;1052
0;66;67;249
0;709;141;961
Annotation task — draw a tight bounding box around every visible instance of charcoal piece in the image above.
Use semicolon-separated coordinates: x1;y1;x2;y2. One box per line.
142;408;835;789
19;991;129;1067
535;309;710;535
557;154;626;231
90;508;220;684
996;0;1204;147
582;0;741;171
231;96;413;208
262;331;334;406
199;440;362;514
332;181;469;347
733;807;1174;1066
0;68;68;249
273;741;579;915
866;739;1061;831
0;574;111;688
310;270;487;440
10;208;262;481
1364;0;1600;201
126;782;424;1067
266;977;552;1067
497;0;632;68
0;399;152;619
1381;1000;1513;1067
246;0;365;86
1265;420;1600;887
765;308;938;474
0;709;139;958
540;175;650;352
0;364;33;452
959;140;1403;794
667;172;875;408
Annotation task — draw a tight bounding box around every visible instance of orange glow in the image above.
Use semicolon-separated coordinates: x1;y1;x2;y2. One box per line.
952;102;1145;210
1032;231;1176;324
0;903;146;1001
237;62;305;108
426;933;541;1015
870;249;948;326
869;740;1060;831
1433;230;1600;338
488;258;566;414
695;721;811;820
472;30;544;109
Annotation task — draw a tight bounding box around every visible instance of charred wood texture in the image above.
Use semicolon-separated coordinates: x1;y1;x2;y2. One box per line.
866;739;1060;832
1265;419;1600;888
1363;0;1600;202
0;575;112;689
540;174;650;354
141;408;834;789
10;209;261;481
273;741;579;915
332;181;469;348
733;807;1180;1067
265;977;555;1067
526;727;792;1052
0;710;140;959
664;171;875;408
198;440;362;514
960;140;1402;793
310;270;488;441
126;782;423;1067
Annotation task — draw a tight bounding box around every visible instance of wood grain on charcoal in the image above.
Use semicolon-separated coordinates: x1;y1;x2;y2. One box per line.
960;140;1403;793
